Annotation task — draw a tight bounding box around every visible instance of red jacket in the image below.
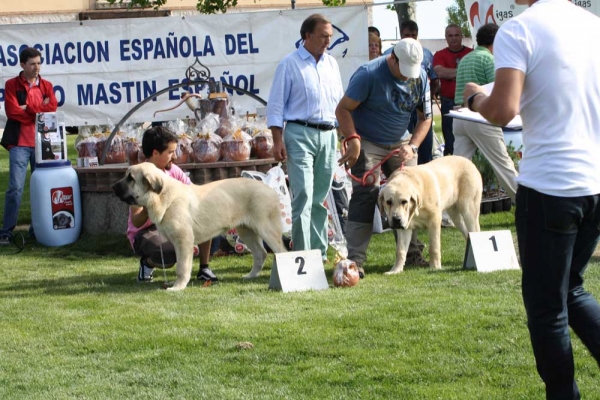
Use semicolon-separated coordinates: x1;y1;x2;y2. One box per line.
1;72;58;149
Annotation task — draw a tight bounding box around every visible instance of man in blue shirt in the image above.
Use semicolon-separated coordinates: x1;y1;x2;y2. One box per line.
384;20;438;164
267;14;344;261
337;38;432;277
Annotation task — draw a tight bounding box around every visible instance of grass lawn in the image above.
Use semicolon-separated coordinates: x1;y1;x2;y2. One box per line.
1;130;599;399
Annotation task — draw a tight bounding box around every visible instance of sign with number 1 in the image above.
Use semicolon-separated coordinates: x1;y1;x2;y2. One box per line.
269;250;329;292
463;230;520;272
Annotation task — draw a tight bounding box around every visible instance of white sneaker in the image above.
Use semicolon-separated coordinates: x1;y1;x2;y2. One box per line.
137;258;154;282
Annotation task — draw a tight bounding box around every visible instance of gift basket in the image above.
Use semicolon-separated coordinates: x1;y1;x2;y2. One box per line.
165;120;192;164
191;113;222;163
220;117;252;162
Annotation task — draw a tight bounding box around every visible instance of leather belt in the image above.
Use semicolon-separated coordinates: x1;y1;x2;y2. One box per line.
287;120;335;131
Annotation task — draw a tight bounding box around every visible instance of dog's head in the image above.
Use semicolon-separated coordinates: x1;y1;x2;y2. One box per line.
112;163;164;206
378;176;421;230
53;214;72;227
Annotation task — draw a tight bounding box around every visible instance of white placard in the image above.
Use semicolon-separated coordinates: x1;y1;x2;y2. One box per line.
463;230;520;272
269;250;329;293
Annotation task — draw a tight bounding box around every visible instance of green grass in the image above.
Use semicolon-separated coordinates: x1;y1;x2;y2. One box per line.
1;134;600;399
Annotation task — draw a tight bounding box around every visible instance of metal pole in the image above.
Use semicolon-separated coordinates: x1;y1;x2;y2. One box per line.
291;0;296;9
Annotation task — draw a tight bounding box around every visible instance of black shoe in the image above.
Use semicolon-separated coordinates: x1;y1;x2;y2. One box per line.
197;267;218;282
137;258;154;282
0;234;10;246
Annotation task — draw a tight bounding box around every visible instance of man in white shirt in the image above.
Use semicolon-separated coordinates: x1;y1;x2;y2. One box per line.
464;0;600;397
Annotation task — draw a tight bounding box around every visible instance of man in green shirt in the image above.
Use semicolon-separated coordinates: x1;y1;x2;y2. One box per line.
453;23;518;201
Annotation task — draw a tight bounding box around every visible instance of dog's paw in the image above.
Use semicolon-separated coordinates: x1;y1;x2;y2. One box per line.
242;273;258;279
384;269;404;275
166;284;187;291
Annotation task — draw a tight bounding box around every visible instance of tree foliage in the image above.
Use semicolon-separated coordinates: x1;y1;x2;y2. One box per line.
446;0;471;37
106;0;344;13
386;3;416;36
106;0;239;14
321;0;346;6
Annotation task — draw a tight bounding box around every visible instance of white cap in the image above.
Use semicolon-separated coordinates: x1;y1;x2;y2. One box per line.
393;38;423;79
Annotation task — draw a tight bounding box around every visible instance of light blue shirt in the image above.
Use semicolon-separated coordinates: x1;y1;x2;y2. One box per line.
267;45;344;128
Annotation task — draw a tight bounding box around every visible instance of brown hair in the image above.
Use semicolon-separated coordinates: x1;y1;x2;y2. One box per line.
300;14;331;40
19;47;42;64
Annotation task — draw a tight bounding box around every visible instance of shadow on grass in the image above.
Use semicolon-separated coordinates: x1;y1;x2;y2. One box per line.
0;259;275;298
359;261;470;276
0;231;132;259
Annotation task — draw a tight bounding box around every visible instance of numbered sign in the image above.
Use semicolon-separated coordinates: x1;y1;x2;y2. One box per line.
463;230;520;272
269;250;329;292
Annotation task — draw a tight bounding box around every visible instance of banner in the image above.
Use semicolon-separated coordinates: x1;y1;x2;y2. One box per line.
464;0;600;38
0;7;367;126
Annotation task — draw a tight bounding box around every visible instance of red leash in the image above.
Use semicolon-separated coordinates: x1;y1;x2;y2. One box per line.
342;135;404;186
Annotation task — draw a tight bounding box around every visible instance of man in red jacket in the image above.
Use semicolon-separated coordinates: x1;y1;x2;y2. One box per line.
1;47;58;244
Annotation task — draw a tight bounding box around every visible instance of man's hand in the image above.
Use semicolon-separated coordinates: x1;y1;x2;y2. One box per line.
272;140;287;162
338;138;360;169
270;126;286;162
462;82;485;105
43;97;50;105
130;205;149;228
398;144;416;163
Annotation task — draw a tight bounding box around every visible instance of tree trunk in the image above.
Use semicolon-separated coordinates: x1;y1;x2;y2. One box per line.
394;2;417;34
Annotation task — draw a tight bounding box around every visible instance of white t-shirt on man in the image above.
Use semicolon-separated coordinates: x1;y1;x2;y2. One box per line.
494;0;600;197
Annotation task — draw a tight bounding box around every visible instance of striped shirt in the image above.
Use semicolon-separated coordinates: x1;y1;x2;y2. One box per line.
454;46;495;105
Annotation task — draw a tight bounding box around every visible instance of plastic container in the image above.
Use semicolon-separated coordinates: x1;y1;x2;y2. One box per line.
30;160;82;246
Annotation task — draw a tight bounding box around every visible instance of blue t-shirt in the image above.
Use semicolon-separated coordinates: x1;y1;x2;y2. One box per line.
346;56;430;145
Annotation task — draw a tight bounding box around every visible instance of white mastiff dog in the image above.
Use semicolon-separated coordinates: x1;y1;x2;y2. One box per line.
113;163;287;291
378;155;482;273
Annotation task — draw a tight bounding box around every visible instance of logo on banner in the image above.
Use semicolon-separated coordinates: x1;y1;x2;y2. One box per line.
295;24;349;56
469;0;498;29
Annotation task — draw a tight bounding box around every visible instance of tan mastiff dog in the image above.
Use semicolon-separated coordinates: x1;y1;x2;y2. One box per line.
378;155;482;273
113;163;287;291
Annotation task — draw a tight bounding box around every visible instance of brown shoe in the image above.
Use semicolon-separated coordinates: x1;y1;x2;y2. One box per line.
405;252;428;267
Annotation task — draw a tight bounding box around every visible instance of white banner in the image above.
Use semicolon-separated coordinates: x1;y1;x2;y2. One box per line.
464;0;599;38
0;7;368;126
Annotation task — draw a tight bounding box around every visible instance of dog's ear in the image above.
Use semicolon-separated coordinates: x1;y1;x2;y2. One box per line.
377;190;387;217
143;172;163;194
410;191;421;217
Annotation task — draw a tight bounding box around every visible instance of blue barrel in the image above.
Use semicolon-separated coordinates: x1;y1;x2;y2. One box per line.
30;160;82;246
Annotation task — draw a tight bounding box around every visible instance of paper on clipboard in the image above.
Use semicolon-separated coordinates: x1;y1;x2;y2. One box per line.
448;109;523;129
448;82;523;129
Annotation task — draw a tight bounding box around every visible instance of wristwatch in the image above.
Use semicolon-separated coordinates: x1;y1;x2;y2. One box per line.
409;144;418;154
467;92;485;112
